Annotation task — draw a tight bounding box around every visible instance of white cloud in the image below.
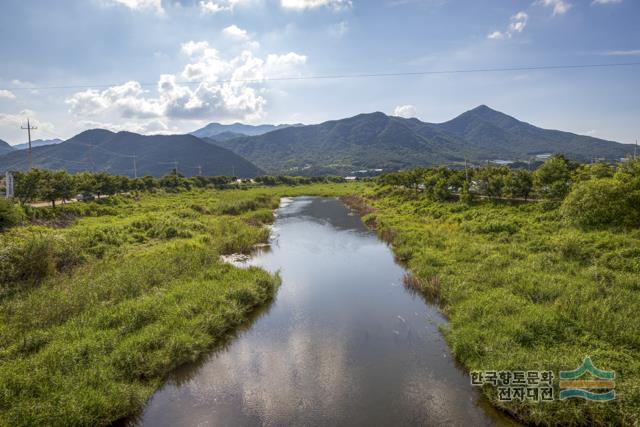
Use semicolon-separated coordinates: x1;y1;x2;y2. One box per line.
509;11;528;33
393;105;416;118
0;90;16;100
66;42;307;123
108;0;164;14
223;24;250;40
77;118;176;135
329;21;349;37
198;0;250;14
537;0;572;16
199;1;228;13
592;0;622;4
280;0;352;11
0;110;56;136
601;49;640;56
488;11;527;40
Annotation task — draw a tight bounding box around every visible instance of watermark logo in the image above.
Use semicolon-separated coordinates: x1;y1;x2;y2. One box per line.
471;357;615;403
470;370;554;402
559;356;615;402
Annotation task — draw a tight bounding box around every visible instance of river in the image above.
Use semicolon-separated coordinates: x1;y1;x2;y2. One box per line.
128;197;513;426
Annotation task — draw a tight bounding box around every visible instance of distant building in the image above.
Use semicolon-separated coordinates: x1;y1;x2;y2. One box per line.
345;176;357;181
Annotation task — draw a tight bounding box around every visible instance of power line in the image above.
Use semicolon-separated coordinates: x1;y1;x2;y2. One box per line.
3;61;640;92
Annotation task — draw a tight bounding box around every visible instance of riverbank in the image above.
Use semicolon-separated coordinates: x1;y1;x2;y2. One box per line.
345;187;640;425
0;183;363;426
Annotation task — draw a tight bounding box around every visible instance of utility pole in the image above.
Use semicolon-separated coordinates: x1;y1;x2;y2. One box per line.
464;158;469;183
21;119;37;170
132;154;138;179
173;160;179;175
197;165;203;177
232;165;235;177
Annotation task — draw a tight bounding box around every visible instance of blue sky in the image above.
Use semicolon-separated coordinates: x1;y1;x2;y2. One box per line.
0;0;638;145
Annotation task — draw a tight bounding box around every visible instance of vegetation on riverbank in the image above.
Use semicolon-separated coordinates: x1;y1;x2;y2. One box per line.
0;183;363;426
352;159;640;425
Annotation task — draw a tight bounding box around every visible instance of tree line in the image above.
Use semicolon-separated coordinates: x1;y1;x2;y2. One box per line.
4;169;347;207
378;155;640;227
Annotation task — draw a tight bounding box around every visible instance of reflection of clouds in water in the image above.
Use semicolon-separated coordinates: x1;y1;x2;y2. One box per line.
180;321;356;426
134;197;509;427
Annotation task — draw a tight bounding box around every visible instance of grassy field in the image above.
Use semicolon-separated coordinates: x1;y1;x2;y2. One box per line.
0;183;363;426
3;180;637;426
350;186;640;425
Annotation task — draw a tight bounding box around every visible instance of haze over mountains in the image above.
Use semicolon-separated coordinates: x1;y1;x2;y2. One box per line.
0;130;262;177
12;138;63;151
0;105;634;177
192;122;300;138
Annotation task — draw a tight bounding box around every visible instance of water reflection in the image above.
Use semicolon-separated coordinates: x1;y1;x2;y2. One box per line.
128;197;514;427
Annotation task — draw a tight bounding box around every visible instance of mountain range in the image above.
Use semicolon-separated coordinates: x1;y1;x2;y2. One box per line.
0;105;634;177
192;122;301;138
0;130;262;177
12;138;63;151
207;105;634;175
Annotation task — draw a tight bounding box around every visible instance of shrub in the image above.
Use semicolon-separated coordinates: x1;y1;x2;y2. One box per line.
0;199;26;230
560;178;635;227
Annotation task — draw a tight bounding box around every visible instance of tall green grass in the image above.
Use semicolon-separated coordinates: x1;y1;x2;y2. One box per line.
0;184;364;426
357;186;640;425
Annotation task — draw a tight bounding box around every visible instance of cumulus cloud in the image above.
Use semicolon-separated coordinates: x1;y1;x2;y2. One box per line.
0;110;56;135
488;11;527;40
77;118;176;135
537;0;572;16
198;0;250;14
280;0;352;11
223;24;249;40
108;0;164;14
66;41;307;123
393;105;416;118
0;90;16;100
592;0;622;4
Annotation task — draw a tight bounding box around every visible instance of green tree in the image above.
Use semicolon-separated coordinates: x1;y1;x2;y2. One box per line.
459;180;473;204
75;172;97;195
14;169;44;204
533;156;572;200
39;170;75;207
509;169;533;200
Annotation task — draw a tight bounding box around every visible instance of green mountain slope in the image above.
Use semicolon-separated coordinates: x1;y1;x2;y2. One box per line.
208;106;634;175
437;105;633;161
0;130;263;177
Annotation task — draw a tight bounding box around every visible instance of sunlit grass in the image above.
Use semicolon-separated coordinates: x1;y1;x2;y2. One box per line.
0;183;365;426
357;186;640;425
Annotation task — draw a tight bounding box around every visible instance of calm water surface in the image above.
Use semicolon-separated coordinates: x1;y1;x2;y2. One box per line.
130;197;513;427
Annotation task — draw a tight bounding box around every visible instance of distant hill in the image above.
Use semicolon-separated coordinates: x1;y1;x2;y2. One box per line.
0;130;263;178
13;138;63;150
192;122;301;138
209;106;635;175
205;131;247;142
436;105;632;162
0;139;14;156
